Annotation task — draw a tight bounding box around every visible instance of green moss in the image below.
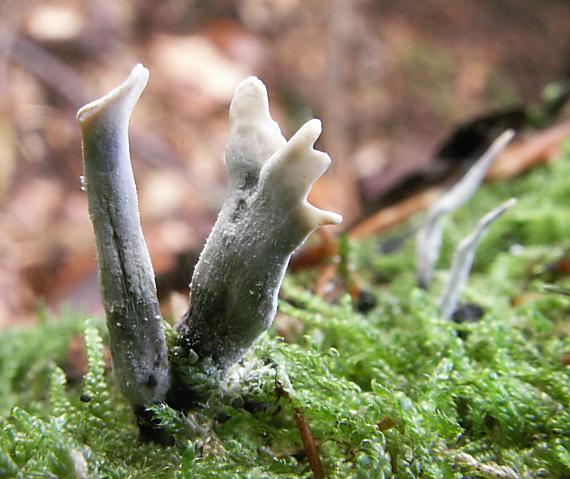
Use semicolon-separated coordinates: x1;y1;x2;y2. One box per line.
2;148;570;477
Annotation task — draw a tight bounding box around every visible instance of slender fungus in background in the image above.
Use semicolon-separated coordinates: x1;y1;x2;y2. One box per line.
416;130;515;289
77;65;171;411
176;77;342;374
439;198;517;321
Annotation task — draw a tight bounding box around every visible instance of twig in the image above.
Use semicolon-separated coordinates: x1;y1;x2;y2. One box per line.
293;407;325;479
275;369;325;479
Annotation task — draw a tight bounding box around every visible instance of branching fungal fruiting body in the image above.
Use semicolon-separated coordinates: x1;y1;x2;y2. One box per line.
416;130;515;289
77;66;341;419
77;65;170;410
175;77;342;371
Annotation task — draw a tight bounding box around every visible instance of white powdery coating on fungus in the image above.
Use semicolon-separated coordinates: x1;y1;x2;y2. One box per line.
176;76;341;371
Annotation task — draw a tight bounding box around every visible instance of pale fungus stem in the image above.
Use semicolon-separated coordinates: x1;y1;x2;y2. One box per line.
175;77;341;377
416;130;515;289
78;68;341;415
77;65;170;414
439;198;517;321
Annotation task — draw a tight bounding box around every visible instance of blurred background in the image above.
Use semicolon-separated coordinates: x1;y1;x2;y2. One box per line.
1;0;570;328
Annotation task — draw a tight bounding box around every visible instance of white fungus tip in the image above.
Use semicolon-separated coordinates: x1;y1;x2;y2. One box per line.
287;119;322;150
302;204;343;231
478;197;517;227
260;118;331;203
496;128;516;146
503;197;517;208
225;76;286;191
229;76;270;124
76;64;149;126
439;196;517;320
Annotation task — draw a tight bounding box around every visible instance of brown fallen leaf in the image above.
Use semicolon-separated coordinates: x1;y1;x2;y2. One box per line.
346;120;570;241
348;187;442;239
290;228;338;271
487;120;570;181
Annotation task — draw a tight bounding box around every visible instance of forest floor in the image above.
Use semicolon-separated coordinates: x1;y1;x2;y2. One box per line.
1;144;569;478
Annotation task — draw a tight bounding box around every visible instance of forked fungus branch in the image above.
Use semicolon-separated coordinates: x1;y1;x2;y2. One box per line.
77;65;341;424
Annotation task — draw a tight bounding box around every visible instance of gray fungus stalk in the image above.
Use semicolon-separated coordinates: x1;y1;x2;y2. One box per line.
439;198;516;321
77;65;170;408
416;130;514;289
77;66;341;412
176;77;342;371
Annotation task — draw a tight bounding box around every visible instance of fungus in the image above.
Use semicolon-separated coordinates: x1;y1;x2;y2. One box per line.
416;130;515;289
175;76;342;373
77;65;170;410
439;198;516;321
77;65;341;420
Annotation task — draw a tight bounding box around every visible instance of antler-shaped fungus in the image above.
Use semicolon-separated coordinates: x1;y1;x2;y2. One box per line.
175;77;342;371
78;67;341;419
439;198;516;321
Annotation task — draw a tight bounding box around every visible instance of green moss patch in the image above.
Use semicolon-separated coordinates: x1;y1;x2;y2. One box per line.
2;148;570;478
